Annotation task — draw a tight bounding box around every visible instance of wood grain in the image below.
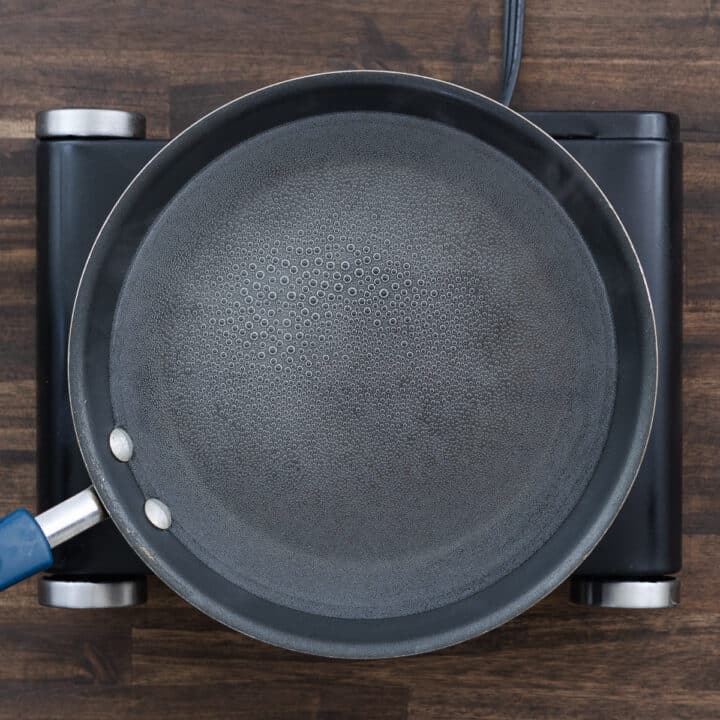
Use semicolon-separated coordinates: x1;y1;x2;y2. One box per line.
0;1;718;718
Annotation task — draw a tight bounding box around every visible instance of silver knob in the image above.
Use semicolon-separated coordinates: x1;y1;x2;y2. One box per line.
36;108;146;139
38;576;147;608
570;577;679;608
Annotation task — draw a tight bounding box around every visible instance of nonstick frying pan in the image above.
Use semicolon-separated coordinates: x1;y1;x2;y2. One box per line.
0;71;656;658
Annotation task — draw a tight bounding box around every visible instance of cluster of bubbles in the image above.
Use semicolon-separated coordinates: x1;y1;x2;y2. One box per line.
187;220;482;393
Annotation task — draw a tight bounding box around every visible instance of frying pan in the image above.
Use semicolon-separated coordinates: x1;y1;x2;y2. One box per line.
0;72;656;658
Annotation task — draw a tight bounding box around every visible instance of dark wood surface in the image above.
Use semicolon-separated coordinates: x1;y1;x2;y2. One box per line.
0;1;718;718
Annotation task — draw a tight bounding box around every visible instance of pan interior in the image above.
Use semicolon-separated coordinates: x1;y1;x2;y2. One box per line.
109;111;616;619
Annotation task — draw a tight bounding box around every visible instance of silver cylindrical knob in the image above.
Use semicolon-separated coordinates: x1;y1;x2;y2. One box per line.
38;576;147;608
36;108;146;139
570;577;679;608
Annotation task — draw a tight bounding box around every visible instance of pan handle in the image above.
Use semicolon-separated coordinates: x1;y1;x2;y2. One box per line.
0;487;106;590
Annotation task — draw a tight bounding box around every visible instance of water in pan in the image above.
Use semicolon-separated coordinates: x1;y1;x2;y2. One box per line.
110;112;616;619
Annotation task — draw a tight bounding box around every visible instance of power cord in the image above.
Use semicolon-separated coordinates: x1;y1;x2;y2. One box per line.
500;0;525;106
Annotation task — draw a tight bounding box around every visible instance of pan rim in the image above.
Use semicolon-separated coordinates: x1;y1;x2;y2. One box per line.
67;70;658;658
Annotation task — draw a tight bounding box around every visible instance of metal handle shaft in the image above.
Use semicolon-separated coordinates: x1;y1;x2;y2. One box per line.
35;487;106;548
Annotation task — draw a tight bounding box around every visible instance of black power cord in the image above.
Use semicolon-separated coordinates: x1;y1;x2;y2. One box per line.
500;0;525;106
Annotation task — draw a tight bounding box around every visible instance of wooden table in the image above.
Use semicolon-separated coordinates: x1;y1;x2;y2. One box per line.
1;2;718;717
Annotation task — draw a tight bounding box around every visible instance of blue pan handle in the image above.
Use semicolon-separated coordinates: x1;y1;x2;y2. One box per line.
0;487;105;591
0;510;53;590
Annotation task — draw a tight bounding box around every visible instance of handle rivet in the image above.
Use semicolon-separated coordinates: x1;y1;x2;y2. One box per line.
144;498;172;530
109;427;133;462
